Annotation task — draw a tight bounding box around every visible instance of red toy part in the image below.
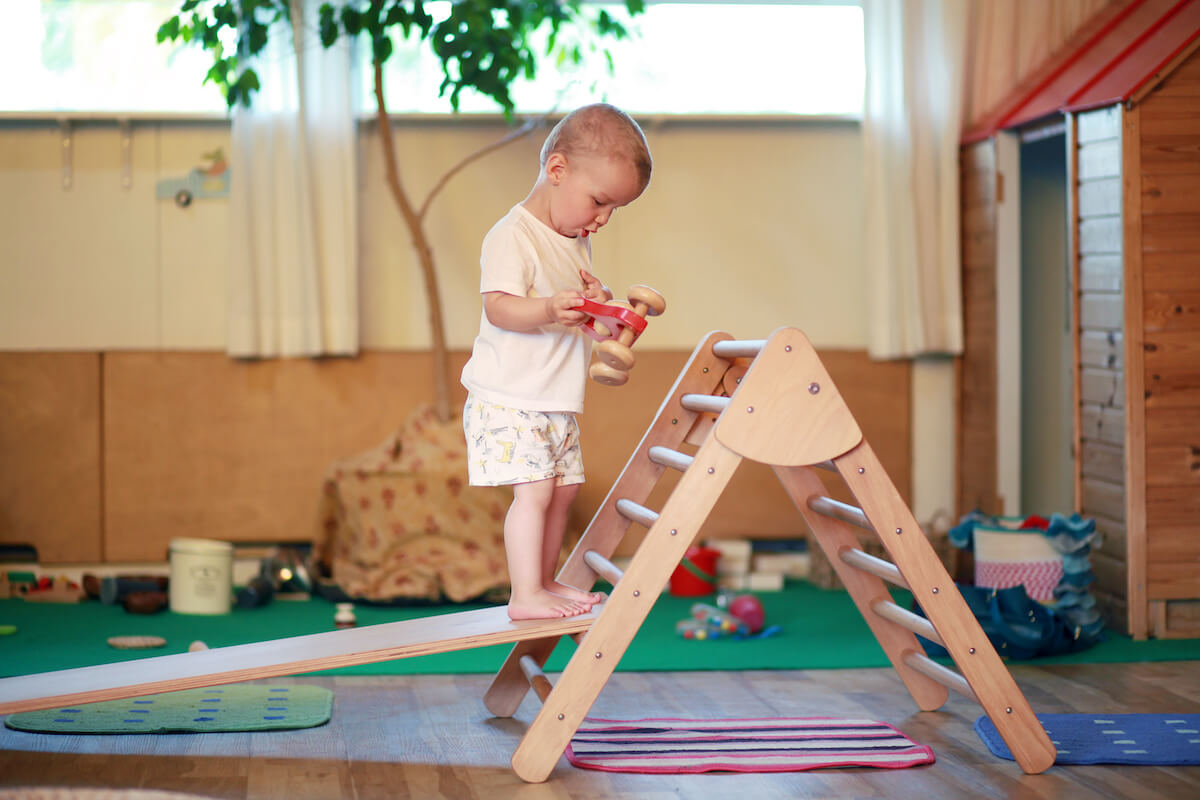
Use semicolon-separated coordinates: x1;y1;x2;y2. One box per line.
729;594;766;633
577;298;648;344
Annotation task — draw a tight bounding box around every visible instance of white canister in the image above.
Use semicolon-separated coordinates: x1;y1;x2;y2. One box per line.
169;538;234;614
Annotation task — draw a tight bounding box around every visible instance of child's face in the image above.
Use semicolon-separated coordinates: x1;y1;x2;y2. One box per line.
547;153;644;239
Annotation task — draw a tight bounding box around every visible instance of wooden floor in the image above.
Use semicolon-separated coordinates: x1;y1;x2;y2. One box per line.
1;662;1198;799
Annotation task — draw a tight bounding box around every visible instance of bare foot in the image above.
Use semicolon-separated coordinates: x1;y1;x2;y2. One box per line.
508;588;592;620
549;582;606;606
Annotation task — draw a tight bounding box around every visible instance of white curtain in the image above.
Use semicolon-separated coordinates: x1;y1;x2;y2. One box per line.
861;0;966;359
227;0;359;358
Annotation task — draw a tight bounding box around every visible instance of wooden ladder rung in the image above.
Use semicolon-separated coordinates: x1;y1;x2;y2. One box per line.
808;495;872;532
680;393;731;414
870;598;940;645
840;547;909;589
519;654;554;704
583;550;625;585
903;651;977;702
711;338;767;359
615;498;660;528
648;445;693;472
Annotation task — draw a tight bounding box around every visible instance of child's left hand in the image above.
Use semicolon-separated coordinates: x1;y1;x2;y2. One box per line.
579;269;613;302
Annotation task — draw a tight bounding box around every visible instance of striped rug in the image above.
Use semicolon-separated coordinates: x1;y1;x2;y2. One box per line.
566;716;935;773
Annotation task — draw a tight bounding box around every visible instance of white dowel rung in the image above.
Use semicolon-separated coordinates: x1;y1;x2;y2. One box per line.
870;599;940;645
840;547;909;589
616;498;660;528
903;651;977;702
711;339;766;359
680;393;731;414
648;445;694;472
519;655;554;704
583;550;625;585
814;460;837;472
808;496;874;532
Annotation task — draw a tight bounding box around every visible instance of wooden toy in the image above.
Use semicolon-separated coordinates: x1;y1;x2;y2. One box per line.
0;327;1055;782
578;284;666;386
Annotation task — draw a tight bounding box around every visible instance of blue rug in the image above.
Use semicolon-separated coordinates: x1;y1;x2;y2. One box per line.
976;713;1200;765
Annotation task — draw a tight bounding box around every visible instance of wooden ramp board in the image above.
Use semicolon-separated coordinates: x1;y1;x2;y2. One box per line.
0;605;598;715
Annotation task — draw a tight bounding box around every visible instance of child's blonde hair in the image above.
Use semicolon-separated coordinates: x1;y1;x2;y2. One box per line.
540;103;652;189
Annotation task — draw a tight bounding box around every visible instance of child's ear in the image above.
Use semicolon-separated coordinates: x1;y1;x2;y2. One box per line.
545;152;568;186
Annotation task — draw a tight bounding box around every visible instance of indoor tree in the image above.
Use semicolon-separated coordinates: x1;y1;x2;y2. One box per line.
158;0;643;422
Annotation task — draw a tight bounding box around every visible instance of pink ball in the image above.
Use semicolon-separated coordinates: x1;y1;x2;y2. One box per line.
729;594;765;633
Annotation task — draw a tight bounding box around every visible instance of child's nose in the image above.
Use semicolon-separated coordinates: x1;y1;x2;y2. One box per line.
596;207;613;225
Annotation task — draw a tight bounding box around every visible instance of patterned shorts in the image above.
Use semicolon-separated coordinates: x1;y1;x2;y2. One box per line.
463;394;585;487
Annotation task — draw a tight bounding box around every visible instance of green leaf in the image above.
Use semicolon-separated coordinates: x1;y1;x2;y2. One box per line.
318;4;339;46
157;16;181;43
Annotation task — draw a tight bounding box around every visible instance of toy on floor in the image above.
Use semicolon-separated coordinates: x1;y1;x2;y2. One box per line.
579;284;666;386
676;595;780;640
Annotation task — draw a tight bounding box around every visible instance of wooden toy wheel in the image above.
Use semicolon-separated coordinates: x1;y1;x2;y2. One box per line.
589;361;629;386
596;339;635;371
627;285;666;317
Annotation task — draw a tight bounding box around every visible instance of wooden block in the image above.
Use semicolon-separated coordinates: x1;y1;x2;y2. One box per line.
745;572;785;592
752;552;811;578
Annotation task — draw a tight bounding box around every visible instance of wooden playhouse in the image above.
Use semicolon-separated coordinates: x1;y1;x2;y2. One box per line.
957;0;1200;639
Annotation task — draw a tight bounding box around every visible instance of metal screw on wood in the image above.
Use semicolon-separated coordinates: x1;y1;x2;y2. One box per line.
809;382;820;394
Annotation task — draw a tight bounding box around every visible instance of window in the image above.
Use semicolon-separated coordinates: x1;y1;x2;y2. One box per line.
0;1;863;117
0;0;228;113
373;1;864;116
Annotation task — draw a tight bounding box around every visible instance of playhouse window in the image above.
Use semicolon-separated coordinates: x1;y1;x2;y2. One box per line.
0;0;863;118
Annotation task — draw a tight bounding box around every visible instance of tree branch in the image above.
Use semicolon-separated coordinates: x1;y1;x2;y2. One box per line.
417;116;548;222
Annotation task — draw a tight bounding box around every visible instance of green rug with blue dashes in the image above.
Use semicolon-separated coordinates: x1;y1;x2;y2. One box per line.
3;684;331;734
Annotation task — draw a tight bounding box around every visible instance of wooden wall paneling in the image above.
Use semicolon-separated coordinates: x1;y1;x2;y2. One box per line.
1076;104;1121;143
1077;138;1122;180
1144;331;1200;407
1077;177;1123;217
958;141;1001;518
1080;405;1125;447
102;352;474;562
1082;476;1125;522
1143;252;1200;291
1122;103;1149;638
1081;440;1124;485
1162;599;1200;638
1080;367;1123;407
1092;512;1128;561
1079;216;1124;253
1079;330;1124;369
1143;291;1200;331
1079;254;1123;291
1080;293;1124;329
0;353;103;563
1067;112;1084;516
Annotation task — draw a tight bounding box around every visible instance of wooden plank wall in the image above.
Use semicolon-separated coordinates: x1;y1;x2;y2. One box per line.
957;141;1001;521
1138;49;1200;637
0;353;103;563
0;347;911;565
1075;104;1130;633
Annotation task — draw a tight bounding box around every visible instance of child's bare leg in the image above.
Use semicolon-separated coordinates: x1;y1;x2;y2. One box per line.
542;483;606;605
505;479;591;620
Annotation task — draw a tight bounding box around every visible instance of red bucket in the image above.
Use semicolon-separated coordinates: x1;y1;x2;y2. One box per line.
669;546;721;596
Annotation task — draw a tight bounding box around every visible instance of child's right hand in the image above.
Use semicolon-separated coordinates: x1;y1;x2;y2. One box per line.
548;291;588;327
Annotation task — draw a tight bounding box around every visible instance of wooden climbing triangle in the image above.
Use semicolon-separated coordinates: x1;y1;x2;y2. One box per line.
0;327;1056;783
485;327;1056;781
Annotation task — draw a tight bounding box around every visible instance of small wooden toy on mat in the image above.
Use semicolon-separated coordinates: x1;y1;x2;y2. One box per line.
578;284;666;386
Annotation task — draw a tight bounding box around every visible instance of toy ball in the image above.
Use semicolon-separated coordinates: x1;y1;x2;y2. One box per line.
729;594;765;633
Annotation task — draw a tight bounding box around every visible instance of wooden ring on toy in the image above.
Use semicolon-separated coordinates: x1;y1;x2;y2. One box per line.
596;339;636;371
589;361;629;386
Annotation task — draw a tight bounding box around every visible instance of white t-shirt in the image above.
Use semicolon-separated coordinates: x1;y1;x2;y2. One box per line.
460;204;594;413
